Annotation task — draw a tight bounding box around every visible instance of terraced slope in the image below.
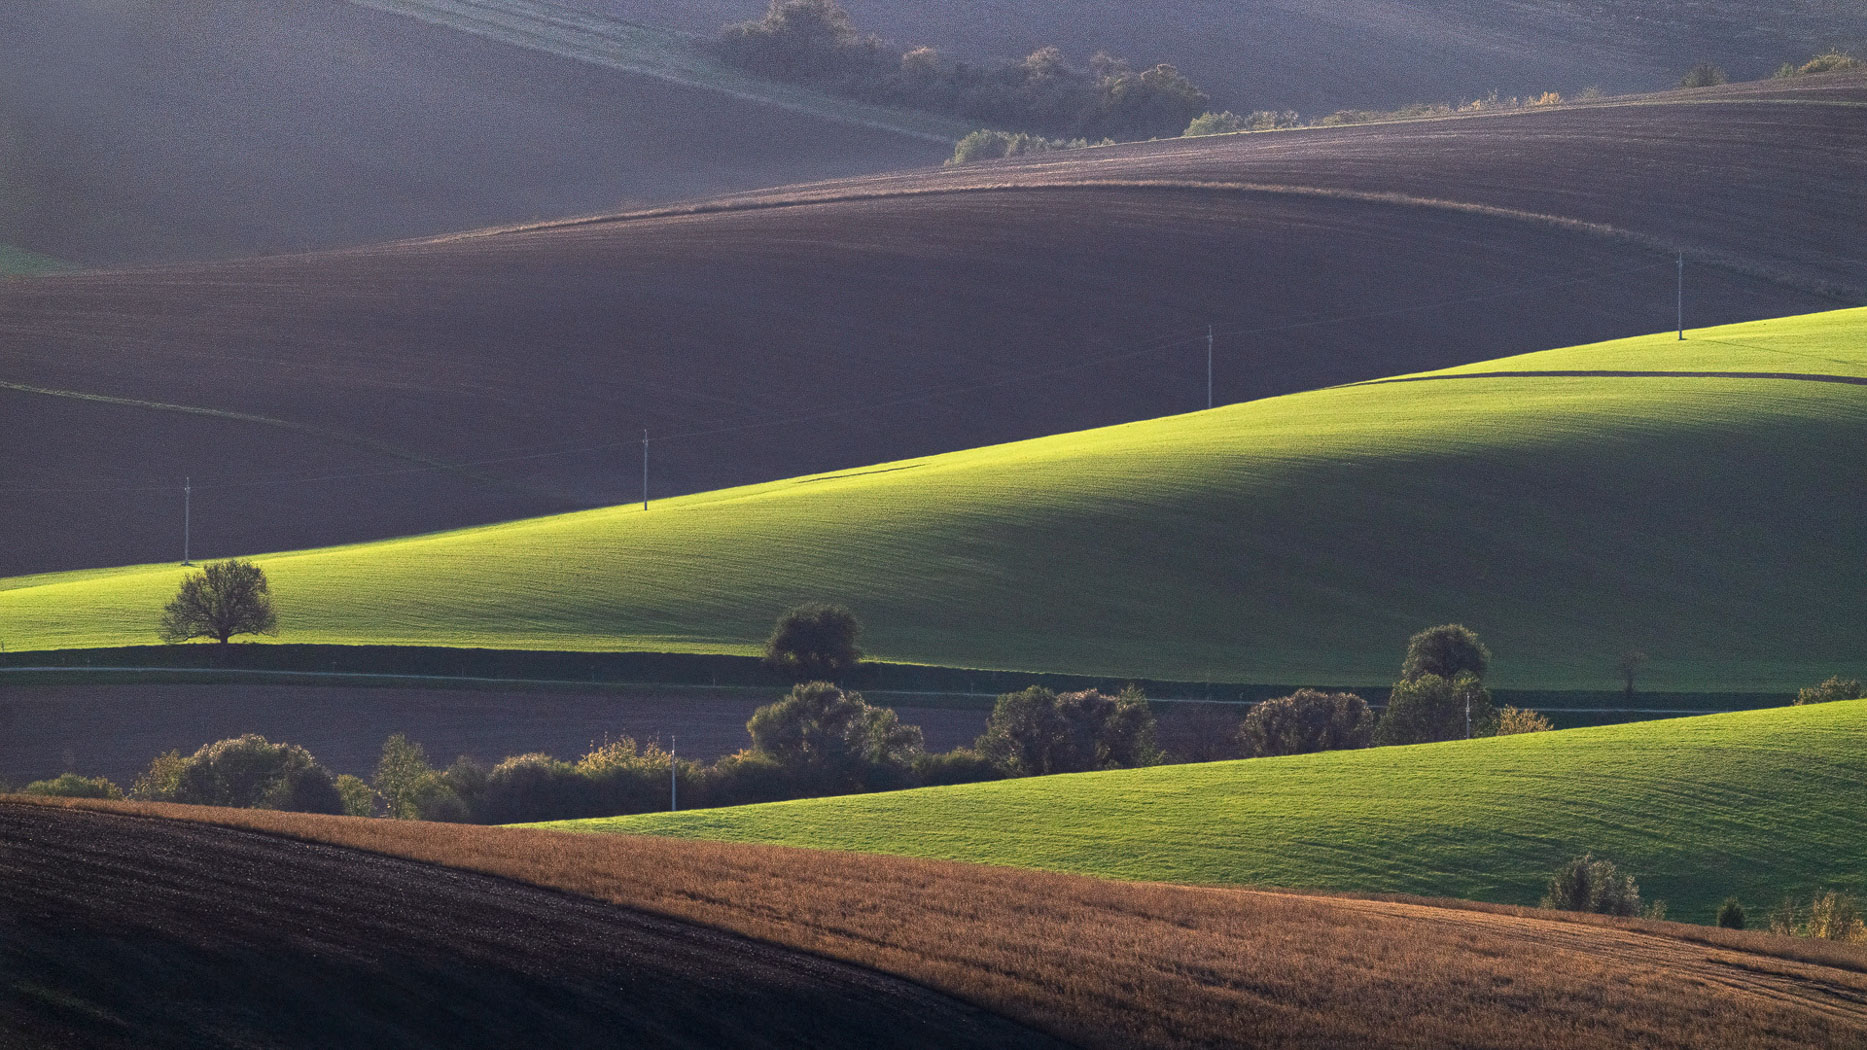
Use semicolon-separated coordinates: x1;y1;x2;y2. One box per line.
6;309;1865;690
3;76;1860;575
555;701;1867;922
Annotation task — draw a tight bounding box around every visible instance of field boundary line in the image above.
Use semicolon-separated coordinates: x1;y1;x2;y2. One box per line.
448;179;1863;303
1350;369;1867;389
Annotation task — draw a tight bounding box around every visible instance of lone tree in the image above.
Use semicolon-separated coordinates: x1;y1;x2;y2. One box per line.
158;559;278;644
1615;650;1649;698
1400;624;1491;682
747;681;923;792
763;603;862;682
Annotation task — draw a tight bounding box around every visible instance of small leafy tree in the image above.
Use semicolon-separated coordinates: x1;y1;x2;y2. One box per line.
1237;690;1374;757
373;733;465;820
1374;672;1496;746
1615;650;1649;698
333;774;374;817
1717;897;1747;930
1796;675;1864;706
158;559;278;644
763;603;863;682
1542;853;1643;916
748;681;923;791
1679;63;1727;88
1495;705;1553;735
1400;624;1490;682
976;686;1159;776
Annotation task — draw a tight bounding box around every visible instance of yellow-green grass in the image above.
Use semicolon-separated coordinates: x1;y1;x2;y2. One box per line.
544;700;1867;923
4;308;1866;690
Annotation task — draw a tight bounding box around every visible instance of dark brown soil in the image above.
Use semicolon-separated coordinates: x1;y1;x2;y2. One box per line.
0;804;1070;1049
1;78;1858;576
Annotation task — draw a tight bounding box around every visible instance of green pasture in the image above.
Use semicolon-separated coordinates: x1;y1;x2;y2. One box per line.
3;308;1865;691
544;700;1867;922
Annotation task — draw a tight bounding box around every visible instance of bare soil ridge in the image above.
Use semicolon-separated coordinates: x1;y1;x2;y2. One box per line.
9;798;1867;1050
0;803;1065;1050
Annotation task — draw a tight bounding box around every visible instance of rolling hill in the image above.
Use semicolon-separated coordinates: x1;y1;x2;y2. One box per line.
587;0;1867;112
550;700;1867;923
17;798;1867;1050
0;0;950;267
5;308;1865;691
1;75;1861;577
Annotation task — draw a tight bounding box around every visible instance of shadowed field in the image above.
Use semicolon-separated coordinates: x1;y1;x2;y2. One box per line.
0;804;1062;1050
10;798;1867;1049
561;701;1867;921
3;75;1860;575
7;309;1865;690
0;0;947;267
578;0;1867;111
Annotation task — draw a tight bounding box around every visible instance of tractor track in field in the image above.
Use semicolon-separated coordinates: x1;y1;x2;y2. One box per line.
0;804;1070;1050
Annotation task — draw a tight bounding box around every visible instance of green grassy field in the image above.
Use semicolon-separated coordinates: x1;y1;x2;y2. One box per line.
3;308;1865;690
542;700;1867;922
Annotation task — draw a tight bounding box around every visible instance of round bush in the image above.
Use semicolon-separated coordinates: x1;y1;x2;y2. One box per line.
22;773;125;800
171;734;343;814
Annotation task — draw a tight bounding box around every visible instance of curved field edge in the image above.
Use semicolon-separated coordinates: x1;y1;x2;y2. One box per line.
4;308;1867;690
550;701;1867;922
9;798;1867;1050
5;308;1866;691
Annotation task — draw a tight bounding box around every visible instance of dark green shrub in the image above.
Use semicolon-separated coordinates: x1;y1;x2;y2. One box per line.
747;682;923;793
1400;624;1491;682
477;753;585;824
976;685;1159;776
133;750;189;801
441;756;490;813
1796;675;1863;706
373;733;434;820
22;773;124;800
913;748;1009;787
763;604;863;683
1541;853;1643;916
1679;63;1727;88
706;749;796;806
1237;690;1373;757
333;774;374;817
1717;897;1747;929
168;734;343;813
1373;673;1496;746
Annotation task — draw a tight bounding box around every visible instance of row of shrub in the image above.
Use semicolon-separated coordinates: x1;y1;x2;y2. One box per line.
716;0;1210;142
1541;853;1867;944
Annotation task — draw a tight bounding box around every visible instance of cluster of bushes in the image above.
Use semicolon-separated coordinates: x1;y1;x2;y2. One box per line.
1774;51;1863;79
947;129;1109;165
1182;109;1300;137
716;0;1209;142
1539;855;1866;943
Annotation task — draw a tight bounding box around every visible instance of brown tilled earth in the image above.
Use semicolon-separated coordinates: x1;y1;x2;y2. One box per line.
2;77;1861;575
9;798;1867;1049
0;803;1066;1049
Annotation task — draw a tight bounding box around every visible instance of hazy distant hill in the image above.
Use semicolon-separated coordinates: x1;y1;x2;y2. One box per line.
0;0;948;265
582;0;1867;111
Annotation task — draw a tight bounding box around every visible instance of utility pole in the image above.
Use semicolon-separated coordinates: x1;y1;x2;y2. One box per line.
1677;252;1685;341
1465;692;1472;740
1206;325;1214;410
641;428;649;511
670;733;677;811
182;477;192;565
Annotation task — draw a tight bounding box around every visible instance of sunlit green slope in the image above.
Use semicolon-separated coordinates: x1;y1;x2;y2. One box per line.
4;308;1865;690
544;700;1867;922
